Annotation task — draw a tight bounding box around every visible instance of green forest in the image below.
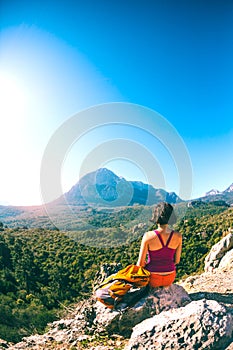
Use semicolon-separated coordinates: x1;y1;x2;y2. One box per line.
0;203;232;343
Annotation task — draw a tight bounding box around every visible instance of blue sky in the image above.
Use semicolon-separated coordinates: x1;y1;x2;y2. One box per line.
0;0;233;205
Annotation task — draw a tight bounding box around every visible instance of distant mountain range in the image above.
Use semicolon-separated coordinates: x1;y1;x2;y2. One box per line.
0;168;232;229
205;184;233;197
55;168;233;207
56;168;182;207
202;183;233;204
1;168;233;212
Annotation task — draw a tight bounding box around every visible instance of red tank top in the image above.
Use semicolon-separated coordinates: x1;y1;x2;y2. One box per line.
145;230;176;273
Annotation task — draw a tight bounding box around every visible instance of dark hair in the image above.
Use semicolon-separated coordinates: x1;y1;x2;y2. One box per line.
150;202;176;225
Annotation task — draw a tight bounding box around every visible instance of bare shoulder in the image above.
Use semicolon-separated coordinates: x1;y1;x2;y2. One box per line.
143;230;155;241
173;230;182;240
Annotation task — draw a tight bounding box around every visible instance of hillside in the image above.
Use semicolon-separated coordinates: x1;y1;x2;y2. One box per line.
0;204;233;345
2;227;233;350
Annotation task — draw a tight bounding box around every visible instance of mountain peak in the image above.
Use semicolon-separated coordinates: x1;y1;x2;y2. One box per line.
61;168;181;207
205;189;221;196
79;168;120;184
92;167;118;177
224;183;233;193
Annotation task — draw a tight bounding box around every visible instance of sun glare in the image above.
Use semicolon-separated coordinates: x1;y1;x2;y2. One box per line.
0;71;32;205
0;71;28;122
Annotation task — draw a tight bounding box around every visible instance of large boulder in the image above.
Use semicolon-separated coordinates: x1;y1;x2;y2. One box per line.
94;284;191;337
205;232;233;272
127;299;233;350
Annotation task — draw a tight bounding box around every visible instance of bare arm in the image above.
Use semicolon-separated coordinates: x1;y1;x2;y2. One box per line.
174;235;182;265
137;234;149;267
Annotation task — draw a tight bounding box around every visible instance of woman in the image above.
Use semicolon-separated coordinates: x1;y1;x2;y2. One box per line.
137;202;182;288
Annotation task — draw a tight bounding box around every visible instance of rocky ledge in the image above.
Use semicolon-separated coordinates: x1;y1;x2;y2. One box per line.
127;299;232;350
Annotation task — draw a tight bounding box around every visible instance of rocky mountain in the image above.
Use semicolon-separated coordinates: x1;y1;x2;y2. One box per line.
0;168;181;229
1;169;233;230
205;183;233;196
200;183;233;205
205;189;222;196
58;168;182;207
225;183;233;193
4;231;233;350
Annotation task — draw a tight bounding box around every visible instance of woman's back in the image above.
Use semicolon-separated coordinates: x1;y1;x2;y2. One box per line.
146;229;181;251
145;230;178;273
137;202;182;287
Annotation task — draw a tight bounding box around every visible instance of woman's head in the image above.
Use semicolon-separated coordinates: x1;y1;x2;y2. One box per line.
150;202;176;226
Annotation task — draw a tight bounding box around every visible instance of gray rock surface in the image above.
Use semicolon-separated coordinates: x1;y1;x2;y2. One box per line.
127;299;233;350
218;248;233;271
6;284;190;349
205;232;233;272
94;284;191;337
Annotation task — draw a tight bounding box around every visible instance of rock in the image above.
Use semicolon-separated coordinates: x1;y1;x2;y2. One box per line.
126;299;233;350
218;249;233;271
6;284;190;349
0;338;10;349
94;284;191;337
179;233;233;308
205;233;233;272
6;299;97;349
178;268;233;296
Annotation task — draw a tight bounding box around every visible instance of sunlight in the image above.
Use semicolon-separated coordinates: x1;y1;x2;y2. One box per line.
0;71;33;205
0;70;28;123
